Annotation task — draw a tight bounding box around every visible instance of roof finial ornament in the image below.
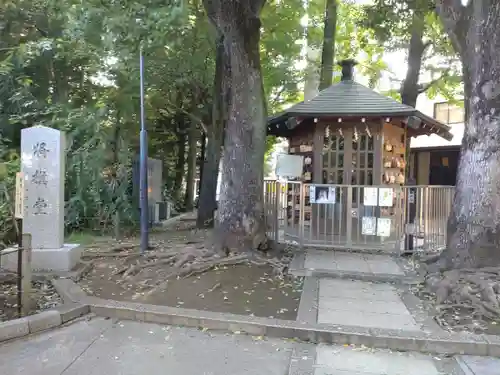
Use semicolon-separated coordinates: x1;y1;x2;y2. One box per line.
338;59;358;81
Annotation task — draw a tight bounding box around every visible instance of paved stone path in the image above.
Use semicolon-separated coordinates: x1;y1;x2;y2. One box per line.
318;279;420;331
4;318;498;375
2;247;499;375
456;356;500;375
304;250;405;276
314;344;442;375
0;318;292;375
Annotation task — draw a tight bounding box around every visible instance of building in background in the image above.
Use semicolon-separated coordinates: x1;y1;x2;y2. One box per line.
409;99;464;186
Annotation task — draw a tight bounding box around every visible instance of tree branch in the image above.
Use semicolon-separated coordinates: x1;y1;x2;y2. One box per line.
163;105;208;134
423;40;433;51
249;0;267;15
417;69;451;93
435;0;471;56
269;86;286;107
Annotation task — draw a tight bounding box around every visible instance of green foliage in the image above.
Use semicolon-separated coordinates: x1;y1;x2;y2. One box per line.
304;0;387;88
359;0;462;99
0;0;309;244
0;139;20;247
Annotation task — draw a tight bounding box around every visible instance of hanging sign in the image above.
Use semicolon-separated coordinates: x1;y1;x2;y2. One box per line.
275;154;303;178
310;185;336;204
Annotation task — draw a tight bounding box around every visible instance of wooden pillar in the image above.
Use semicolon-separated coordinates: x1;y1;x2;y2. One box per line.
313;122;326;184
374;121;384;185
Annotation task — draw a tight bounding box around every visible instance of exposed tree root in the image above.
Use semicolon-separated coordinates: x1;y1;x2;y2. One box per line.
73;260;95;282
424;266;500;331
146;253;251;296
82;252;140;259
83;236;293;302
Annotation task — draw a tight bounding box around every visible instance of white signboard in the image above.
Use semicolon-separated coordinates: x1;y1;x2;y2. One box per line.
361;216;376;235
310;185;336;204
377;218;392;237
275;154;303;178
363;187;378;206
21;126;65;249
14;172;24;219
378;188;394;207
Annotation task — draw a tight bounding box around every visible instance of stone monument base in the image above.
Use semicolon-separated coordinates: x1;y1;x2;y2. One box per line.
1;243;82;272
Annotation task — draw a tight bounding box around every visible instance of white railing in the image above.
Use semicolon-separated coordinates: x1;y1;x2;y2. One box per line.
263;180;454;253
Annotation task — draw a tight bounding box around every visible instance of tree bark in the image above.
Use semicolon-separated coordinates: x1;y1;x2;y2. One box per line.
198;131;206;197
400;10;426;108
197;34;226;228
184;120;198;210
319;0;338;91
203;0;268;253
436;0;500;269
400;10;426;179
173;120;186;202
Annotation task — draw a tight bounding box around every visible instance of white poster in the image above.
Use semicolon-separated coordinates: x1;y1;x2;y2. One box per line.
378;188;394;207
361;216;376;235
363;187;378;206
310;185;336;204
275;154;304;178
377;218;392;237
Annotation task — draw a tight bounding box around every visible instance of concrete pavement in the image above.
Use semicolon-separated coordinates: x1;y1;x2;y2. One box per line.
0;318;292;375
304;250;405;276
317;279;421;331
2;317;499;375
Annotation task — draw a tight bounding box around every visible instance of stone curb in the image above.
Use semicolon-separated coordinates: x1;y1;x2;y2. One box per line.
296;277;318;325
0;277;91;343
0;304;90;343
288;250;422;284
285;239;402;256
291;267;422;285
52;278;500;357
160;211;196;229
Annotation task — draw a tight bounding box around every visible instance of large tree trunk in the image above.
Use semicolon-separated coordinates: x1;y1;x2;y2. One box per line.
184;120;198;210
400;11;426;108
198;131;206;197
173;121;186;202
400;10;427;179
319;0;337;91
437;0;500;269
203;0;268;253
197;34;226;228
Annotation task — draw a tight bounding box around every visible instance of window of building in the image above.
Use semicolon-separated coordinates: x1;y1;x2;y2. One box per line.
434;102;465;124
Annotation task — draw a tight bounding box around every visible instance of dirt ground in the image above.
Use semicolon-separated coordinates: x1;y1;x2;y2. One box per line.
0;279;62;322
78;219;303;321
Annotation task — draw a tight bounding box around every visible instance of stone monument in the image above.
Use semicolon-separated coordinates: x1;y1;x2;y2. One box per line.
133;157;164;224
4;126;82;271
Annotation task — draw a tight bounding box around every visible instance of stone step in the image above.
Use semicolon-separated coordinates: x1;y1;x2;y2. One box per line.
289;250;422;284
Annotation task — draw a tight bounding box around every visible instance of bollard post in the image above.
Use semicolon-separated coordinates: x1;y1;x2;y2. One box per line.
405;178;417;254
21;234;32;316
